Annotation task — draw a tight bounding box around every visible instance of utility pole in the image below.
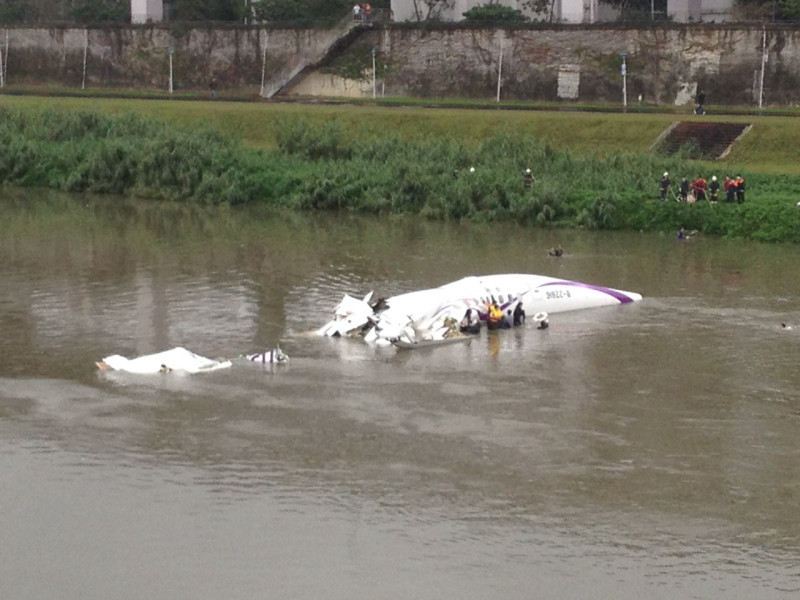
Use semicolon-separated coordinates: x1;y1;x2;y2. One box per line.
260;30;268;97
167;45;174;94
620;51;627;111
496;37;504;103
81;28;88;90
371;47;377;99
758;27;767;109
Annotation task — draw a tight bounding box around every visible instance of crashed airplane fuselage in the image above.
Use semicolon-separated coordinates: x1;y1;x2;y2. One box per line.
317;273;642;346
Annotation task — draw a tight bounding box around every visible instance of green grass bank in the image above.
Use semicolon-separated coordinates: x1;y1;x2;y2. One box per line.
1;95;800;243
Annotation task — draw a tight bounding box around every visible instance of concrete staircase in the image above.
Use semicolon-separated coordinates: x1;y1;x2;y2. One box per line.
652;122;751;160
261;15;370;99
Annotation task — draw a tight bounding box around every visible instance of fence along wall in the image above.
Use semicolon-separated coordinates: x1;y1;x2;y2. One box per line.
1;24;799;106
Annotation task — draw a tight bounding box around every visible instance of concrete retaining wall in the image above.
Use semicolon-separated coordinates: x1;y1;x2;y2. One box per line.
369;26;800;106
1;24;798;106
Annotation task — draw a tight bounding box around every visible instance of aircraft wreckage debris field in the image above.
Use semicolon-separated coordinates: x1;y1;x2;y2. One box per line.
3;200;800;600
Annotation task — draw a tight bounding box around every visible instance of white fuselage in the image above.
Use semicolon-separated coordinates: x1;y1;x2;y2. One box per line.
318;274;642;345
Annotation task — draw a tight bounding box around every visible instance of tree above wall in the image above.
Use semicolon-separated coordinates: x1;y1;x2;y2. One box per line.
71;0;129;23
0;0;129;23
770;0;800;20
463;2;530;23
169;0;246;21
250;0;353;25
0;0;26;23
407;0;453;22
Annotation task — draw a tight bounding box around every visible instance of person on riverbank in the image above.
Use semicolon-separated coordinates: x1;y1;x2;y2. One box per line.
692;175;707;202
708;175;720;203
725;176;736;203
679;177;689;202
523;168;534;190
353;3;362;21
735;175;746;203
660;172;671;200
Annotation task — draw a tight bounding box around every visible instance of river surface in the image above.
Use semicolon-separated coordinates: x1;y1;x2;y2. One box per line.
2;191;800;600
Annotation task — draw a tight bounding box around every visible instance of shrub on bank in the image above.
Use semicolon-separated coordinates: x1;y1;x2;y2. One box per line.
2;108;800;242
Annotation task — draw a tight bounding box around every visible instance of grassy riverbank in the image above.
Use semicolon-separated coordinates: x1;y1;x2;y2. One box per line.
4;94;800;174
1;95;800;242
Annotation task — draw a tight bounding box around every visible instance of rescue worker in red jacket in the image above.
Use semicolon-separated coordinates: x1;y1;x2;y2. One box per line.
691;175;707;202
724;176;736;203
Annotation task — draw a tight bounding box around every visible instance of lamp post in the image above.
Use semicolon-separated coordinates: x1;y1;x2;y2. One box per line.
0;43;4;88
620;51;627;111
167;45;174;94
371;47;377;99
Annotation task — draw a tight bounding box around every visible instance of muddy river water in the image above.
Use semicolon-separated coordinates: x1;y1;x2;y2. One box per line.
2;193;800;599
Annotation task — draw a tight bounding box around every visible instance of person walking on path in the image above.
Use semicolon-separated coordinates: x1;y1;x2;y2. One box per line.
694;90;706;114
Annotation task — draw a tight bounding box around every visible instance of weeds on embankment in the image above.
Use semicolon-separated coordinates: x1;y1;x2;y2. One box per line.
1;107;800;243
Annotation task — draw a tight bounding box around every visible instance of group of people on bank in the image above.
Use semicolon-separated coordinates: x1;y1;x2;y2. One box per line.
660;172;745;204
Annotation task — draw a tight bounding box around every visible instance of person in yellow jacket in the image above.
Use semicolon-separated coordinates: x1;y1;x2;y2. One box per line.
487;302;505;330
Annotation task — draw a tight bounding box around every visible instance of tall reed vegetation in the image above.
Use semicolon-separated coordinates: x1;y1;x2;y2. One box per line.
2;108;800;243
